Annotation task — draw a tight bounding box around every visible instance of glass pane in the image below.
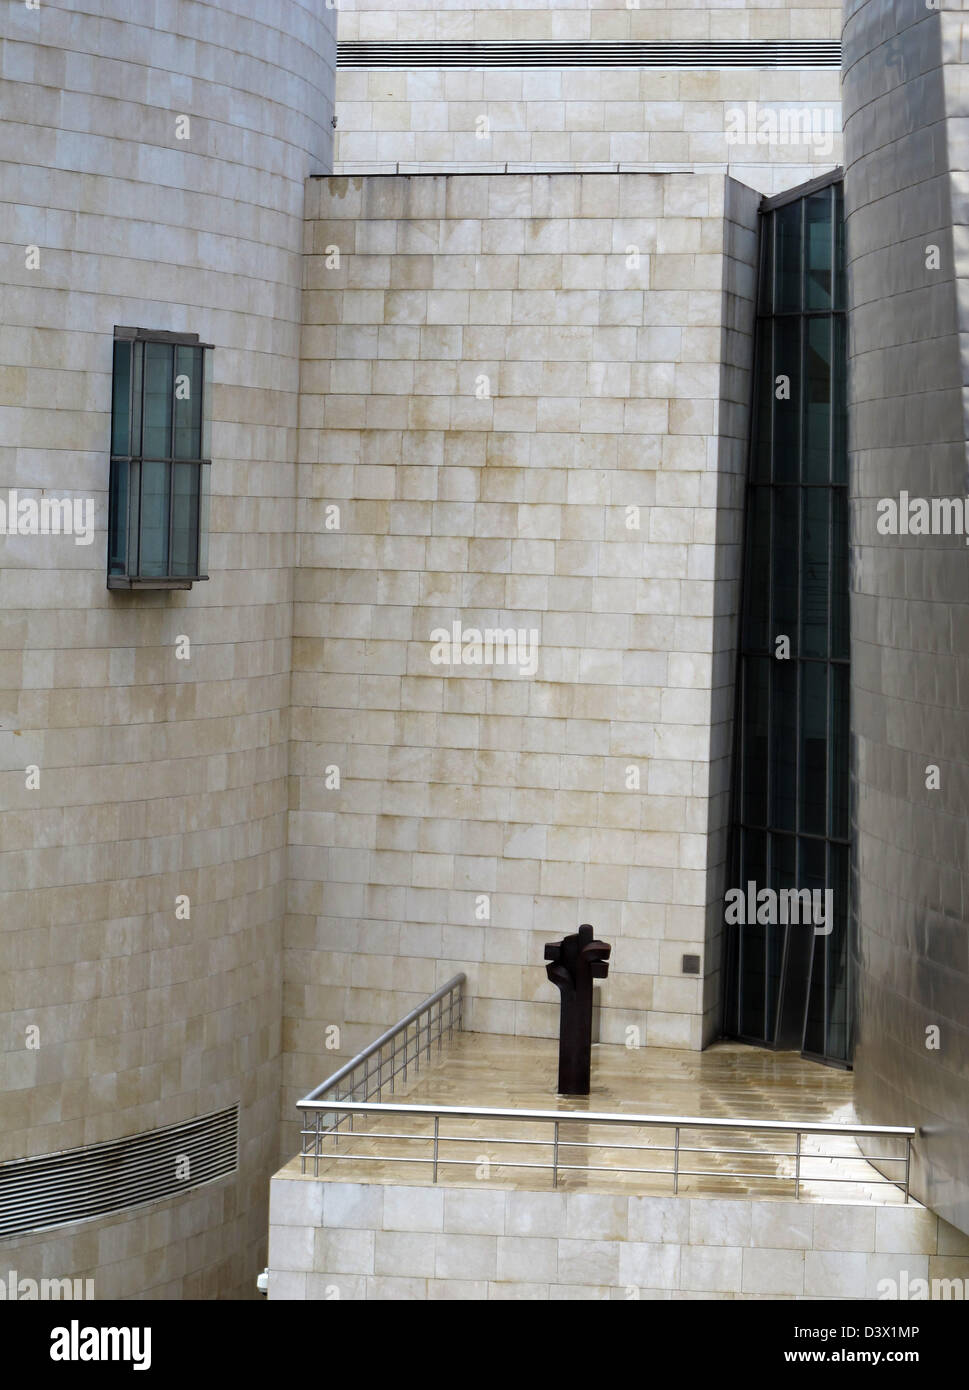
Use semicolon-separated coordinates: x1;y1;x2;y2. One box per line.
831;315;847;485
199;461;211;575
772;317;800;482
805;188;833;310
128;459;140;573
834;183;846;311
774;201;802;313
770;659;797;832
752;322;773;483
767;831;797;1033
803;316;831;484
829;662;849;839
800;838;828;1055
108;457;128;574
772;486;799;645
139;458;171;577
143;342;173;457
111;341;132;456
831;488;848;659
174;345;203;460
799;661;827;835
758;211;774;315
201;347;213;458
801;487;829;658
742;656;769;826
825;843;850;1060
744;486;771;650
739;828;767;1039
171;464;200;575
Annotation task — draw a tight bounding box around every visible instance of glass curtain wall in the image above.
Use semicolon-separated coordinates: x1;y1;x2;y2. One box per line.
724;175;851;1066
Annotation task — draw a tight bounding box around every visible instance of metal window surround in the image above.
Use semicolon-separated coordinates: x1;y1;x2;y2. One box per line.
0;1106;238;1239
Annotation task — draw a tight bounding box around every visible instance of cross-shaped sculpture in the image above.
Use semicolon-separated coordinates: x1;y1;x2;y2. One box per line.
544;924;611;1095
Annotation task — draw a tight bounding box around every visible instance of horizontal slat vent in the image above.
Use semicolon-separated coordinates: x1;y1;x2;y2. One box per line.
0;1106;238;1239
338;40;842;70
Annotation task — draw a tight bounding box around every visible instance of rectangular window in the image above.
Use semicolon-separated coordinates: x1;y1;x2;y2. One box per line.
108;328;213;589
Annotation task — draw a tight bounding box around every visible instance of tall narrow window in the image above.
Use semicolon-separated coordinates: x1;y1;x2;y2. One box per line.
108;328;212;589
724;174;851;1066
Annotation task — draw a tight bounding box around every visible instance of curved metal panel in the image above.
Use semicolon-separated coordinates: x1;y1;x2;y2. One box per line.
843;0;969;1235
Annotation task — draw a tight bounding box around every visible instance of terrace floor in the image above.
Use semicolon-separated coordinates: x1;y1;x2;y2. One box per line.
282;1033;913;1206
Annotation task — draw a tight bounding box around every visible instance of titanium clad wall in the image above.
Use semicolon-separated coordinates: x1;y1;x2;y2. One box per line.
843;0;969;1234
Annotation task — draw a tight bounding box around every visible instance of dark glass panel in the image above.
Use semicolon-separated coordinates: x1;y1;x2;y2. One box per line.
774;200;802;313
834;183;846;311
772;316;800;482
758;210;774;315
752;322;773;483
831;488;849;660
107;458;129;574
171;463;200;576
742;656;769;826
111;341;132;456
139;458;171;577
772;486;799;646
744;486;771;650
801;486;829;658
201;349;213;459
829;662;849;840
739;829;767;1039
805;188;833;310
199;461;211;575
824;843;850;1059
143;342;173;457
770;658;797;833
803;315;832;484
831;315;847;485
174;345;203;460
800;661;827;836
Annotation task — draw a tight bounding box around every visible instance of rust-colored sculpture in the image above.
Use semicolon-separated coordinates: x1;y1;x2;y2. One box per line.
544;924;611;1095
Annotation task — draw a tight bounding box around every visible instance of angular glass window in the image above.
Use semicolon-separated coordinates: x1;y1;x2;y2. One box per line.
108;328;213;589
724;172;850;1067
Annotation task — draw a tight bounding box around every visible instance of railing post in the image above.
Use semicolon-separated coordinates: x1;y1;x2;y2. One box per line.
673;1127;680;1195
904;1136;911;1203
432;1116;440;1183
552;1120;560;1188
794;1131;801;1199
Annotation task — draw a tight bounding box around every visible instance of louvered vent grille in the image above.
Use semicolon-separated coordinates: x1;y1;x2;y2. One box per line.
338;41;842;70
0;1106;238;1239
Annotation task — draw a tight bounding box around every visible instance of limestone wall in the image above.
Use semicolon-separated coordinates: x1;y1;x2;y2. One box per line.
0;0;335;1299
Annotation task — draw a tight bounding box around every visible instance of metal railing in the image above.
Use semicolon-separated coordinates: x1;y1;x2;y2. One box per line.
298;974;464;1170
296;977;914;1201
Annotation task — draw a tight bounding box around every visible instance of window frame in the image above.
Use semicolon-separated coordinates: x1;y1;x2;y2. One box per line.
108;326;213;591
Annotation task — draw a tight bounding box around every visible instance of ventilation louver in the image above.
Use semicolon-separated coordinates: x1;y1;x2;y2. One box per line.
0;1105;238;1239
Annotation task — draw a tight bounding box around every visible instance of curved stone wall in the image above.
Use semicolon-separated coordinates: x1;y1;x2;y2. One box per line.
0;1;334;1296
843;0;969;1235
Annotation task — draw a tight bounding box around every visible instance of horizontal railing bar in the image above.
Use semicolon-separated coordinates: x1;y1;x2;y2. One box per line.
299;975;465;1105
302;1130;907;1169
297;1098;914;1138
304;1151;907;1189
